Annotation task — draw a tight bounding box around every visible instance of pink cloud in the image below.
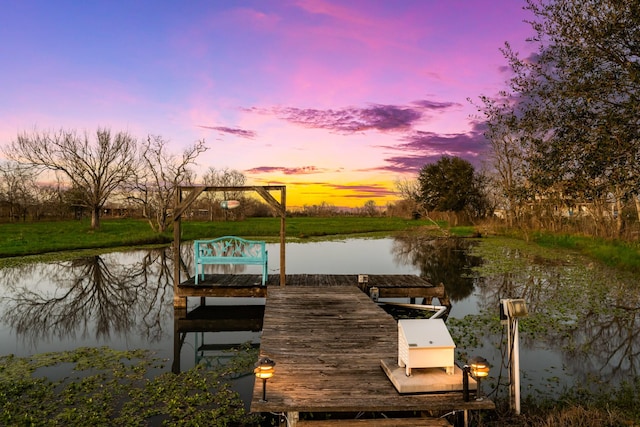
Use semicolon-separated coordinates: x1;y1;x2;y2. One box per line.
246;166;326;175
327;183;396;197
246;100;457;134
199;125;256;139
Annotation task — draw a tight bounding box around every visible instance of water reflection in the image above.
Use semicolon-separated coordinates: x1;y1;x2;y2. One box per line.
391;234;480;301
471;243;640;394
0;248;175;351
0;236;637;402
552;279;640;386
172;304;263;374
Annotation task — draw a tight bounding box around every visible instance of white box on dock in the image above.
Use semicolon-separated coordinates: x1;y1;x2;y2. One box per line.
398;318;455;376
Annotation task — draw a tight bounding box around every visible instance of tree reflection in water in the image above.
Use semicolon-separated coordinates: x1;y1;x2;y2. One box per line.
471;241;640;393
391;233;481;301
0;237;638;398
0;247;175;348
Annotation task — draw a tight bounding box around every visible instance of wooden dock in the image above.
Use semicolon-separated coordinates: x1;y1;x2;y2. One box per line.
176;273;448;304
251;285;493;425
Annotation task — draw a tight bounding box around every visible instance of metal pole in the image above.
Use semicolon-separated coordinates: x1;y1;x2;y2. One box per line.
513;317;521;414
507;313;514;412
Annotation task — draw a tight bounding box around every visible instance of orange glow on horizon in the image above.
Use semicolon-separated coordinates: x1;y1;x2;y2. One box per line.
250;177;401;210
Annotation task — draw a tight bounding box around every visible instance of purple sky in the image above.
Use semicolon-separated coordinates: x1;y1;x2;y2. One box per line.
0;0;534;208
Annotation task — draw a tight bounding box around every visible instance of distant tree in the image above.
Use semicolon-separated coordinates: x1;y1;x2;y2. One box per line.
362;200;378;217
239;197;273;217
34;181;70;220
418;156;489;219
0;161;37;221
302;201;338;217
395;176;422;217
5;128;137;229
202;167;247;220
130;135;207;232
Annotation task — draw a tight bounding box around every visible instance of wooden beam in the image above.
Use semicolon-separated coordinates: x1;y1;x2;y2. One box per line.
179;185;286;192
173;186;206;220
280;186;286;286
253;186;285;216
172;184;288;307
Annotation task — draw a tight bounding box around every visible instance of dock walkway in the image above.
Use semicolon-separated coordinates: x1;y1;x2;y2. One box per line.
251;285;493;425
177;273;448;303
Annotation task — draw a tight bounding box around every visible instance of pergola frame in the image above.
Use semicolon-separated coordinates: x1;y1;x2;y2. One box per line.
172;185;286;307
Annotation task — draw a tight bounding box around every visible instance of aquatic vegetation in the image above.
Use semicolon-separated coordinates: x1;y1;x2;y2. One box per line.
0;346;262;426
448;236;640;401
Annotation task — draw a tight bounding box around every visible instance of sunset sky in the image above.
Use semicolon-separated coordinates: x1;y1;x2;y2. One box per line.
0;0;534;209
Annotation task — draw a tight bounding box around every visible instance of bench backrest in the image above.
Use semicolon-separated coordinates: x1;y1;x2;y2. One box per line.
195;236;266;260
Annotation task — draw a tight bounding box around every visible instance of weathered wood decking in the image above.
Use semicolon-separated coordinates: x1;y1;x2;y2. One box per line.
251;285;493;423
176;274;448;303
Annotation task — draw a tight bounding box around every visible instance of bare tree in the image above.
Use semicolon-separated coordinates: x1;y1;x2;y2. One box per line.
394;176;423;218
0;161;37;221
362;200;378;217
130;135;207;232
471;93;529;227
202;167;247;220
5;128;137;229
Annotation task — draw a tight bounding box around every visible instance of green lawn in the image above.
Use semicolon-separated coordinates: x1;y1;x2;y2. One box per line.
0;216;438;258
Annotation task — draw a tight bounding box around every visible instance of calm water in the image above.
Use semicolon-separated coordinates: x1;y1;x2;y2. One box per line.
0;235;637;403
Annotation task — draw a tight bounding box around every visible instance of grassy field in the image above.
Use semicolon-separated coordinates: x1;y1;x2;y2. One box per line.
3;216;639;273
0;216;443;259
532;231;640;273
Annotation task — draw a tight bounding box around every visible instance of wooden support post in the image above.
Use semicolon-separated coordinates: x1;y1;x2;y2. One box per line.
173;186;186;308
280;186;286;287
285;412;298;426
171;307;187;373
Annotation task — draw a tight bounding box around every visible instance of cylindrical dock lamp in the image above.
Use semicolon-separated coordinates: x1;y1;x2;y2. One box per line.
468;356;490;401
254;357;276;402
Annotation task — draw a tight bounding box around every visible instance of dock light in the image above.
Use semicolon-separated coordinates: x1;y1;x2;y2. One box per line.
254;357;276;402
468;356;490;401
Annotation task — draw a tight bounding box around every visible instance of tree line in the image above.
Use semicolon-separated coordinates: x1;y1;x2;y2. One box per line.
0;129;259;231
0;130;390;229
471;0;640;238
394;0;640;239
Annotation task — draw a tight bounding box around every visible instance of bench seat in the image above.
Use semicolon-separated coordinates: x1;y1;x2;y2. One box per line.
194;236;268;285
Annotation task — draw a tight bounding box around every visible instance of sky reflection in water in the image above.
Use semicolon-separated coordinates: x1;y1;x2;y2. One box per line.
0;236;637;401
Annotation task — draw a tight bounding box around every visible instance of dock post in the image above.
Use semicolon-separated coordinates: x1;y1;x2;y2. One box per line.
283;412;298;426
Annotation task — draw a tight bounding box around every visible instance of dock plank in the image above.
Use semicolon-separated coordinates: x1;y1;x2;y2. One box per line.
251;286;494;415
176;274;446;301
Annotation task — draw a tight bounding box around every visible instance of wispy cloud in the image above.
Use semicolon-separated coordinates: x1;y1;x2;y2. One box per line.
410;99;459;110
327;183;396;197
245;165;327;175
377;121;489;173
246;100;457;134
199;125;256;139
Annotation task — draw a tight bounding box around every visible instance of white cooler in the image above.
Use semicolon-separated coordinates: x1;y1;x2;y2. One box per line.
398;318;456;376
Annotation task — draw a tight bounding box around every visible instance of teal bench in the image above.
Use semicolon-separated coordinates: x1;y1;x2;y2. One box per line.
194;236;268;286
